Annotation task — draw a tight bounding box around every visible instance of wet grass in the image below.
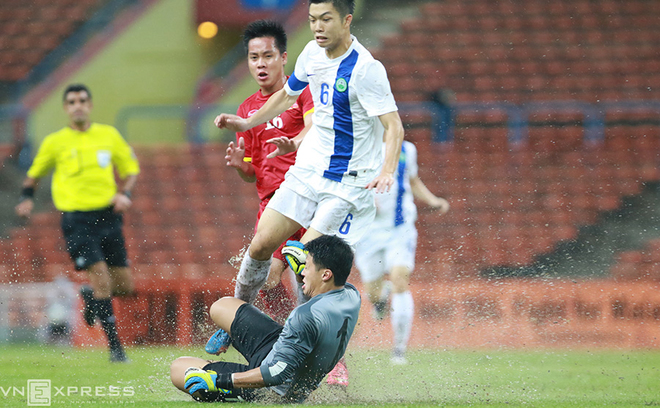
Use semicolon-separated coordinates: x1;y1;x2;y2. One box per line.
1;344;658;407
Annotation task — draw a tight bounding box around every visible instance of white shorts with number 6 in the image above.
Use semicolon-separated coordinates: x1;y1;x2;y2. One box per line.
267;166;376;247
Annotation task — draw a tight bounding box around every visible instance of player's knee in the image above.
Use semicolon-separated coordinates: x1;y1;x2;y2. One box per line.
209;296;243;329
390;268;410;293
170;357;189;390
364;281;382;302
249;237;279;260
209;296;231;316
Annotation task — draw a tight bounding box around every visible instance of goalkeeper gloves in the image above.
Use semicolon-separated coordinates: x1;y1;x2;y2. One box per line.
184;367;234;395
282;240;308;275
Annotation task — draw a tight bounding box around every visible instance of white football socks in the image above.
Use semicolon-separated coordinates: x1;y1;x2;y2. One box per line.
234;248;271;304
391;291;414;354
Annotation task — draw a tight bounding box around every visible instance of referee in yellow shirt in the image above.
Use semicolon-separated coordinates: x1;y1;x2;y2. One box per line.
15;84;139;362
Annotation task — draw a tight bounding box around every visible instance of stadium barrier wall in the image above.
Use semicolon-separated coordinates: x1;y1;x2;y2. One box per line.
72;266;235;348
72;275;660;349
351;279;660;350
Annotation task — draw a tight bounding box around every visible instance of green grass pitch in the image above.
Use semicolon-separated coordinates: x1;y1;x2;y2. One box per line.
1;344;658;407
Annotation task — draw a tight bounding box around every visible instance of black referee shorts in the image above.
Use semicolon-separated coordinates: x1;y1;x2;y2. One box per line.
61;207;129;271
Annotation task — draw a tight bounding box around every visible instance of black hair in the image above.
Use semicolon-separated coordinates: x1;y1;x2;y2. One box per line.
242;20;287;55
305;235;354;286
309;0;355;17
63;84;91;101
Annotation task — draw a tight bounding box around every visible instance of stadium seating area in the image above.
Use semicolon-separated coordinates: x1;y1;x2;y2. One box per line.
1;0;659;285
368;0;660;281
611;238;660;282
376;0;660;104
0;0;108;81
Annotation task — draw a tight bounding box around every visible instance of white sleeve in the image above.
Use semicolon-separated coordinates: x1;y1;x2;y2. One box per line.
406;141;419;179
354;60;398;117
284;42;312;96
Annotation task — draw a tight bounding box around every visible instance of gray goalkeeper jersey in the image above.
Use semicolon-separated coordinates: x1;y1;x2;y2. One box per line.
259;283;361;402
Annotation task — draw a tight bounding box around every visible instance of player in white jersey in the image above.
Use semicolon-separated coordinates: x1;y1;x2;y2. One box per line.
213;0;403;314
355;140;449;364
214;0;402;387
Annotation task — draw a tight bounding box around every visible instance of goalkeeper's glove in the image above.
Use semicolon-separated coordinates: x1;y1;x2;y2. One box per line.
184;368;232;395
282;240;308;275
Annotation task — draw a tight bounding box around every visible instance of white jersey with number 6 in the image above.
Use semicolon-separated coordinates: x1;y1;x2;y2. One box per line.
284;36;398;187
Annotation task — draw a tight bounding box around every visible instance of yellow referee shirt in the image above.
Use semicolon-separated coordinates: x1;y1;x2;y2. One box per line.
27;123;140;212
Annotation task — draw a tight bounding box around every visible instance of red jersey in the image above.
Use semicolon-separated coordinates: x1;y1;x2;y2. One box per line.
236;85;314;201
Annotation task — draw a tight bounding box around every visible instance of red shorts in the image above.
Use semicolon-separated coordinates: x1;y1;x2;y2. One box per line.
257;198;306;263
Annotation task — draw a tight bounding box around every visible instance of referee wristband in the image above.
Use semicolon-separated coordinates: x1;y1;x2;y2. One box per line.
216;373;234;390
122;190;132;199
19;187;35;202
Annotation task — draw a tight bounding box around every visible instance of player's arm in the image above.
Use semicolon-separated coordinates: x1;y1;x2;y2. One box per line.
15;177;40;218
410;175;450;214
215;88;298;133
111;132;140;213
226;368;265;389
366;111;404;193
16;136;55;218
226;136;256;182
112;174;138;213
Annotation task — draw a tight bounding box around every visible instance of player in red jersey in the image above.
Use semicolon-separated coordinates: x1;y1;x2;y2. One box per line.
225;20;314;324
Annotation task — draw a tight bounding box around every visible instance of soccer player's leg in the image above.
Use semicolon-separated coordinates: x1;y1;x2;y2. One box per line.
170;356;210;392
108;266;135;299
88;261;128;362
236;209;302;303
386;224;417;364
205;296;283;395
103;220;135;298
257;257;297;325
364;278;392;321
205;297;244;355
63;212;99;327
79;285;96;326
355;233;390;320
389;265;413;365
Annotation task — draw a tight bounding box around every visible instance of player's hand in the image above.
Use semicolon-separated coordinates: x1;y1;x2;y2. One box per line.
15;199;34;219
111;193;132;213
366;172;395;193
429;197;450;215
184;368;229;395
225;137;246;168
214;113;249;132
282;240;308;275
266;136;298;159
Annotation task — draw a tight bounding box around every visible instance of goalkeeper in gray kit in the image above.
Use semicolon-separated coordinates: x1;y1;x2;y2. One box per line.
169;235;361;403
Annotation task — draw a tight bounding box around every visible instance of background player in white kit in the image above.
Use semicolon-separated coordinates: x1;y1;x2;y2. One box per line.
355;140;449;364
214;0;403;309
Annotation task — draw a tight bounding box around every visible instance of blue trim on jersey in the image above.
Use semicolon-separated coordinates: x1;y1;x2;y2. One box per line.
323;49;359;182
287;74;308;92
394;143;407;227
